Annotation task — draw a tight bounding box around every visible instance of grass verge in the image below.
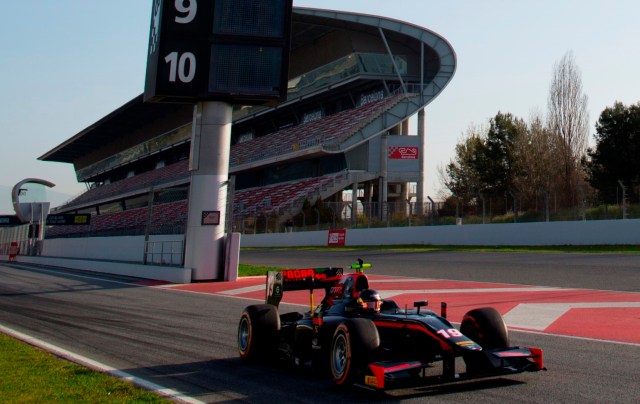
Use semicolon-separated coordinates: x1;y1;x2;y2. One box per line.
238;244;640;276
0;333;169;403
238;263;283;276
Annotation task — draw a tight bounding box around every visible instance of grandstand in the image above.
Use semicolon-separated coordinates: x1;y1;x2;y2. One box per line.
35;8;456;279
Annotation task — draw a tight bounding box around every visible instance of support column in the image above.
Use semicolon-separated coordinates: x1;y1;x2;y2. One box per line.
401;183;409;215
351;182;358;227
380;133;388;221
184;101;232;281
401;118;409;135
416;108;427;215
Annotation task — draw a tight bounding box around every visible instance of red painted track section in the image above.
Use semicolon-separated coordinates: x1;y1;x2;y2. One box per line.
166;275;640;344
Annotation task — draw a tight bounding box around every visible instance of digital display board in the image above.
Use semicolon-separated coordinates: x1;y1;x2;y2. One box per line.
45;214;91;226
0;215;20;226
213;0;288;37
144;0;292;104
209;44;283;96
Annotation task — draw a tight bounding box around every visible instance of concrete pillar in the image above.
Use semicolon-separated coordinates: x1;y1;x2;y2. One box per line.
401;183;409;215
380;133;388;221
351;181;358;226
401;118;409;135
416;108;427;215
184;101;232;281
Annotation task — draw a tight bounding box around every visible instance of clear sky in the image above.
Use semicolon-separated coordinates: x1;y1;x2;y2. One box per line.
1;0;639;204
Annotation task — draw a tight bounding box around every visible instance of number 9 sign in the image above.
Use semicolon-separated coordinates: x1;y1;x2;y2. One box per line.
144;0;292;104
145;0;211;101
174;0;197;24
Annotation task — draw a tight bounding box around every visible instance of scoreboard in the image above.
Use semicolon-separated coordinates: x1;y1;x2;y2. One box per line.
144;0;293;104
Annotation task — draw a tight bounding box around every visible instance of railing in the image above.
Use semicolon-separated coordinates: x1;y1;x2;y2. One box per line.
0;224;31;256
231;199;640;234
143;239;184;267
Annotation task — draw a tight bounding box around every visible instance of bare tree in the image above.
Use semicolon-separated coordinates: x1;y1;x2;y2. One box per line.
547;51;590;207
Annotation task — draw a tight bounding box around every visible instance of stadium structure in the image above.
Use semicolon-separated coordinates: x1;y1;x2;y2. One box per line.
25;8;455;281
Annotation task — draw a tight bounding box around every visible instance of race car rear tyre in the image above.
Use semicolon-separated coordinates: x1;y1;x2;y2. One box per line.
330;319;379;386
460;307;509;350
238;304;280;362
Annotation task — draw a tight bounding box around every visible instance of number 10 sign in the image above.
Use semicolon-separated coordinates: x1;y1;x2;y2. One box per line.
144;0;292;104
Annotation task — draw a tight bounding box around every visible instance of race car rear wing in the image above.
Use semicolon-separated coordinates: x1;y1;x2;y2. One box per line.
266;267;343;308
265;261;372;309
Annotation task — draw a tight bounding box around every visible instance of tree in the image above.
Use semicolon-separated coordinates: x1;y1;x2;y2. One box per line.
441;113;525;214
512;112;557;207
442;128;485;201
547;51;590;207
480;112;526;196
584;101;640;203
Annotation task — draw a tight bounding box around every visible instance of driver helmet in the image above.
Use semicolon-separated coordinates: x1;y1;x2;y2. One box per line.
357;289;382;313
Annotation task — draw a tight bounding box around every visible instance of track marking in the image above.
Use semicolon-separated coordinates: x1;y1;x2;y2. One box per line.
0;323;205;404
504;302;640;330
379;287;573;299
217;285;265;295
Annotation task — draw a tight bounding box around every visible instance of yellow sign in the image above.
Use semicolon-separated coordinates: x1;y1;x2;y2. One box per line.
365;375;379;388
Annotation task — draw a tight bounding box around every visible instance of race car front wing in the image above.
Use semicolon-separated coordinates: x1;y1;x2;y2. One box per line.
357;346;545;390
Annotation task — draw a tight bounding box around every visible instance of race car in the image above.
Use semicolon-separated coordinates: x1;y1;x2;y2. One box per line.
237;261;545;390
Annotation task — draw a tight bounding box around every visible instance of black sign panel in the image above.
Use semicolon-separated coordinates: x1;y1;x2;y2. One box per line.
0;215;20;226
46;214;91;226
144;0;292;104
201;211;220;225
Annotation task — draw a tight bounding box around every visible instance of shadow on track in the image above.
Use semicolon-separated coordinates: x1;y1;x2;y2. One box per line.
121;357;527;403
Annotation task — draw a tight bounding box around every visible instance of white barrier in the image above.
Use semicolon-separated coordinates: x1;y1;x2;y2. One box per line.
7;255;192;284
3;220;637;284
2;234;191;284
241;219;640;247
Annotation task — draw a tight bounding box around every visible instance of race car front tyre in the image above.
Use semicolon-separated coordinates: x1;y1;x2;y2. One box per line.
238;304;280;362
460;307;509;350
330;319;380;386
461;307;510;374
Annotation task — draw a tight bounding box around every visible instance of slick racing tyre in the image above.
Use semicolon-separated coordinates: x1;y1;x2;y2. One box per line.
460;307;509;350
330;318;379;386
238;304;280;362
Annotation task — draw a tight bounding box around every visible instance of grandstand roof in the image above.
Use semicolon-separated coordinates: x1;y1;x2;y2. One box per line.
39;95;188;164
39;7;456;169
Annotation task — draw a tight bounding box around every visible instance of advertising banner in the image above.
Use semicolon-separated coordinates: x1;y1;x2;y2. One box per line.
388;146;419;160
327;229;346;247
46;214;91;226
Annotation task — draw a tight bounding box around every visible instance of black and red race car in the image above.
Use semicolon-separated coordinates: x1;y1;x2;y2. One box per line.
237;261;545;390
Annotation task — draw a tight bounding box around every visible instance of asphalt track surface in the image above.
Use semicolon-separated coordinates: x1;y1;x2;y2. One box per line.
0;250;638;403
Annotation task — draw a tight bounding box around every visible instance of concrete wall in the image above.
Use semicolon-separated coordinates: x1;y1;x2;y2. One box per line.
2;234;191;284
3;220;637;284
6;255;192;284
242;219;640;247
42;235;184;263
